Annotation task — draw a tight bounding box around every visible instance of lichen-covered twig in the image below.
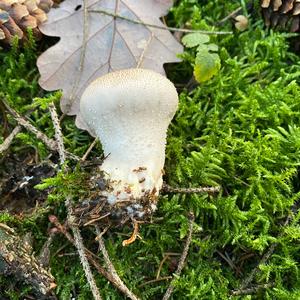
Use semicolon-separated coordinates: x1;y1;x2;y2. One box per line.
3;99;57;150
230;283;275;296
66;199;102;300
0;125;21;154
50;217;140;299
162;183;221;194
162;212;195;300
95;226;140;300
48;102;65;164
49;101;102;300
2;99;79;161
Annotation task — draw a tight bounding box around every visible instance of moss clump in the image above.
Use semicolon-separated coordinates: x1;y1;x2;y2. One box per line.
2;1;300;299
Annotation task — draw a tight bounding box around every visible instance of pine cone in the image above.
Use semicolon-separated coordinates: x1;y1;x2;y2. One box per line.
0;0;53;45
261;0;300;32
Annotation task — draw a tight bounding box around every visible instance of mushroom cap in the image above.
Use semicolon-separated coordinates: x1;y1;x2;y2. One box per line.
80;68;178;136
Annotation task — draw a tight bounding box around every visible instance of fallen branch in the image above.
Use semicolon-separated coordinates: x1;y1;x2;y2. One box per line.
162;212;195;300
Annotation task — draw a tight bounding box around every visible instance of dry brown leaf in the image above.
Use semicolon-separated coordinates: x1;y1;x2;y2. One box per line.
37;0;183;130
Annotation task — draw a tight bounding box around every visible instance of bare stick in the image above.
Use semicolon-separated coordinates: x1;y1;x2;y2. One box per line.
49;102;66;164
66;199;102;300
239;243;277;290
0;125;21;154
81;138;98;161
139;276;172;288
216;7;242;25
156;255;170;279
162;212;194;300
237;213;293;291
89;9;232;35
230;283;275;296
162;183;220;194
95;226;140;300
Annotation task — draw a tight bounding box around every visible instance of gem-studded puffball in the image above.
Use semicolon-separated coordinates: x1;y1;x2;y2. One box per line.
80;68;178;204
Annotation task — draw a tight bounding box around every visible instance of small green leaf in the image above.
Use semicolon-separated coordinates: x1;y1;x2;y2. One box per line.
194;51;221;83
182;33;210;48
206;43;218;52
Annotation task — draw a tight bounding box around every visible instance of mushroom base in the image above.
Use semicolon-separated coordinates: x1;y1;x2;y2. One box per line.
72;172;159;228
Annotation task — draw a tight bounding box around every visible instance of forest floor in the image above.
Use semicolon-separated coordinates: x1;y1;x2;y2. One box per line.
1;0;300;299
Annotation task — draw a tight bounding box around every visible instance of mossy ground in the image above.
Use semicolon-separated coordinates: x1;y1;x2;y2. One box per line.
1;1;300;299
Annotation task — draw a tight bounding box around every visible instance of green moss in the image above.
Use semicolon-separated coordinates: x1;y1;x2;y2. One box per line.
2;1;300;299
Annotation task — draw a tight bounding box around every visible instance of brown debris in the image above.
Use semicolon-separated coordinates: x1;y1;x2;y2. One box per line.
0;223;56;296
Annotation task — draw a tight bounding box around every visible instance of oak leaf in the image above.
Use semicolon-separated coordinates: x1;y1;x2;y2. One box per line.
37;0;183;129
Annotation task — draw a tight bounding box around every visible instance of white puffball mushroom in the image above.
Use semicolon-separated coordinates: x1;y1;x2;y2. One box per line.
80;68;178;205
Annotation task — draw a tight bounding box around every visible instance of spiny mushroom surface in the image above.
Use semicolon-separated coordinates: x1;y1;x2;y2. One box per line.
80;68;178;216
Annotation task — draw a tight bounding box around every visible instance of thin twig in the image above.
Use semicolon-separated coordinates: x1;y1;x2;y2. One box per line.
3;100;57;151
239;243;277;290
139;276;172;288
50;217;140;299
48;102;65;164
230;283;275;296
95;226;140;300
48;104;102;300
0;125;21;154
156;255;170;279
162;212;195;300
216;7;242;25
162;183;221;194
66;199;102;300
88;9;232;35
81;138;98;161
2;99;79;161
237;213;293;291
